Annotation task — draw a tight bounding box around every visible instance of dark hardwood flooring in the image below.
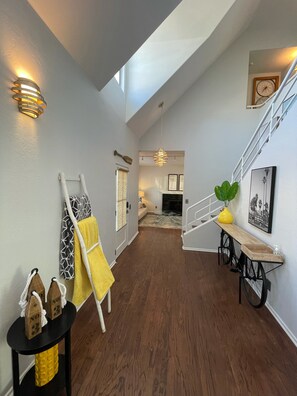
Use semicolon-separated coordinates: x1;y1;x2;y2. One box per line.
69;227;297;395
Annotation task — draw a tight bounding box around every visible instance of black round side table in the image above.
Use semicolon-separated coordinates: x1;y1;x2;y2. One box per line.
7;301;76;396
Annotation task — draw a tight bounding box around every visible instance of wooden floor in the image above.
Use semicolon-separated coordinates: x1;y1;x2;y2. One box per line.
69;227;297;395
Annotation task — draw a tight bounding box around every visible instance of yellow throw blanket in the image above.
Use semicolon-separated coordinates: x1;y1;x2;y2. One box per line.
72;216;115;306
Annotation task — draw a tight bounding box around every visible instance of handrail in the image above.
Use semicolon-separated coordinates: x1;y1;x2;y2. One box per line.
184;200;223;234
185;192;218;232
183;214;220;236
185;192;215;230
232;58;297;182
184;56;297;238
186;192;216;212
195;206;222;223
273;59;297;103
194;200;219;219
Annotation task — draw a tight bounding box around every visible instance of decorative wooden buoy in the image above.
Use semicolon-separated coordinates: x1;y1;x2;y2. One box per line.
46;278;62;320
27;268;45;307
25;293;42;340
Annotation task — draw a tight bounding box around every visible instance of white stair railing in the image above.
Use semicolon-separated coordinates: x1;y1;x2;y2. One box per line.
184;56;297;237
184;193;223;235
232;58;297;183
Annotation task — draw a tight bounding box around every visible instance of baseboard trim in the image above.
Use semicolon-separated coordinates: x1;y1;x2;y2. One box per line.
265;301;297;347
110;259;117;269
128;231;139;245
76;300;85;311
182;246;217;253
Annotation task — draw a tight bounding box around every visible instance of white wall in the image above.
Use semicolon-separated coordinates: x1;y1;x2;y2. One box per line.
0;1;139;394
231;103;297;344
139;164;184;213
140;0;297;250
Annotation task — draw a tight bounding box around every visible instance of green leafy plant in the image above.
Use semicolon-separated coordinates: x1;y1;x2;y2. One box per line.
214;180;239;207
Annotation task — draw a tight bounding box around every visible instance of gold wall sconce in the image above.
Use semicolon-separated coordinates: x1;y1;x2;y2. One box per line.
11;78;47;119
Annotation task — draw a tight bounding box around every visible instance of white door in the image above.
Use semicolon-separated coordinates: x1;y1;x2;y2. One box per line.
115;168;129;257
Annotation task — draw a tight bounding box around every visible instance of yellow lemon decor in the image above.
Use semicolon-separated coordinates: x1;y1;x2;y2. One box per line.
218;207;234;224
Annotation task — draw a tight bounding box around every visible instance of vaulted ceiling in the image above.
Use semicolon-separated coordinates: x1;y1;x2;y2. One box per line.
28;0;181;90
29;0;262;137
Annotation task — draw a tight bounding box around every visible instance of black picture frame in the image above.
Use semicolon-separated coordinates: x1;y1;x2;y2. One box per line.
248;166;276;233
168;174;178;191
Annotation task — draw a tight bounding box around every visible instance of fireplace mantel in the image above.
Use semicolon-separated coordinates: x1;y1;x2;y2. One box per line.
161;191;183;195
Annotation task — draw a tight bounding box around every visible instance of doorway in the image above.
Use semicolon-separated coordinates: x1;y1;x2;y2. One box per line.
138;151;185;229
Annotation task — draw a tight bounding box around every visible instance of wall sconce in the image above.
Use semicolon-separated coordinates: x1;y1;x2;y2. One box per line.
11;78;47;119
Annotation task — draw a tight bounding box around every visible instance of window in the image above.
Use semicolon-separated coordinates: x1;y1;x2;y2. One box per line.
114;67;125;92
114;71;120;84
116;168;128;231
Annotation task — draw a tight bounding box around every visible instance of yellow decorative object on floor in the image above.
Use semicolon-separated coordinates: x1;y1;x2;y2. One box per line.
218;207;234;224
72;216;115;306
35;344;59;387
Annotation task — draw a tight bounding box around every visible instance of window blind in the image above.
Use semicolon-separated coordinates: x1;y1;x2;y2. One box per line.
116;169;128;231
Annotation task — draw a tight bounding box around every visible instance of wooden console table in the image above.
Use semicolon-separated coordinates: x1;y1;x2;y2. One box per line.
215;221;284;308
216;221;284;265
7;301;76;396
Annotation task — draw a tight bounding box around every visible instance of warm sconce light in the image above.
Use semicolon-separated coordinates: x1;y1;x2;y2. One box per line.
11;77;47;119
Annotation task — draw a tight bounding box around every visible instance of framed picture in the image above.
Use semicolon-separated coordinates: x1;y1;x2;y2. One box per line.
178;174;184;191
248;166;276;233
168;174;178;191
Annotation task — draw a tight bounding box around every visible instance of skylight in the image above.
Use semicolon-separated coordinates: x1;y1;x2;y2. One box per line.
114;68;125;92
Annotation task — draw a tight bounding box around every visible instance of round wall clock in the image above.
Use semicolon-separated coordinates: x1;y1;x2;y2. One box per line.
252;75;280;106
256;79;276;97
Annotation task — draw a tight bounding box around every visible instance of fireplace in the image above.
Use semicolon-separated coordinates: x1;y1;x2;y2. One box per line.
162;194;183;215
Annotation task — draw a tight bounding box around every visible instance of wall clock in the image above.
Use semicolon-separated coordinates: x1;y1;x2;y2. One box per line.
252;76;279;105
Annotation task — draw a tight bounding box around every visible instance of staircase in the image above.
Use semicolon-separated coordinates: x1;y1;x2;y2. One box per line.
183;56;297;238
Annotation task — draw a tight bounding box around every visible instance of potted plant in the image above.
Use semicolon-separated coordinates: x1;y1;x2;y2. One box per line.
214;180;239;223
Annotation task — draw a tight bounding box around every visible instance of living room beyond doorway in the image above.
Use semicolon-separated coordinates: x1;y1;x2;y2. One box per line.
138;151;184;229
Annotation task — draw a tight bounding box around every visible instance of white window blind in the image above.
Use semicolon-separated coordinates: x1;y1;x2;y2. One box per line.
116;169;128;231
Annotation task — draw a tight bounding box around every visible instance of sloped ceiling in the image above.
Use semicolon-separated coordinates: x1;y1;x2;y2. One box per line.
28;0;261;138
124;0;236;121
28;0;181;91
127;0;262;137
